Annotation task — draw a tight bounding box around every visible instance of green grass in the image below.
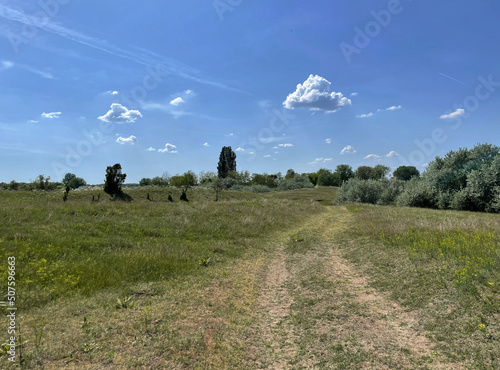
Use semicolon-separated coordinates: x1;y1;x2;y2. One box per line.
339;204;500;368
0;186;337;368
2;186;500;368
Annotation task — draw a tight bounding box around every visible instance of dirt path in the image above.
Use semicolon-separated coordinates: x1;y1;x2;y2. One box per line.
252;206;459;369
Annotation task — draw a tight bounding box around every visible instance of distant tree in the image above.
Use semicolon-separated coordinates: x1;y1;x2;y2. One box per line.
183;171;198;186
373;165;391;180
316;168;341;187
63;173;86;189
217;146;237;178
8;180;19;191
393;166;420;181
104;163;127;198
355;166;375;180
285;169;296;180
308;172;319;186
151;176;167;186
334;164;354;183
139;178;152;186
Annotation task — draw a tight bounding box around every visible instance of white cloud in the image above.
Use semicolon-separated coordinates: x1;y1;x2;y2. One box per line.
116;135;138;145
28;120;38;123
350;92;358;97
422;163;429;168
325;138;332;144
106;90;119;95
309;158;333;164
158;143;178;153
340;145;356;155
356;112;373;118
98;103;142;123
386;105;402;111
146;147;156;151
278;143;294;148
203;142;210;147
273;146;279;149
283;75;351;112
440;108;465;120
364;154;381;160
1;60;13;70
263;155;271;158
170;97;184;106
386;151;399;157
235;147;245;152
41;112;61;119
248;151;255;155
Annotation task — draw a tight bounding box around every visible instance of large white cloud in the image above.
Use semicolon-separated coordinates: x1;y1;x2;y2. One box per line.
98;103;142;123
283;75;351;112
340;145;356;155
158;143;178;153
440;108;465;120
116;135;138;145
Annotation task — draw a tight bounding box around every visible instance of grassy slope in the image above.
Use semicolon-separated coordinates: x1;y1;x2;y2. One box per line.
1;187;499;368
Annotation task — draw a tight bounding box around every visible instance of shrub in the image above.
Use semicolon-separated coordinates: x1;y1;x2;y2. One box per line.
396;178;438;209
336;178;387;205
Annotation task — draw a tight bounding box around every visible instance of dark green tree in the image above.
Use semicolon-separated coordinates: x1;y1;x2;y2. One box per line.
373;165;391;180
393;166;420;181
139;178;152;186
104;164;127;198
355;166;374;180
285;169;296;180
334;164;354;183
217;146;237;178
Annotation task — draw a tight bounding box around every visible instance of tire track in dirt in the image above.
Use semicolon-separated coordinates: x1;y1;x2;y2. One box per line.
253;205;461;369
254;246;298;369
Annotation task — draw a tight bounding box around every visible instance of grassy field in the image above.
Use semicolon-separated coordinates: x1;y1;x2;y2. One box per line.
0;186;499;368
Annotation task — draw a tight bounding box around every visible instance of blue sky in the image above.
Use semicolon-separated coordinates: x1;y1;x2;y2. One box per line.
1;0;500;183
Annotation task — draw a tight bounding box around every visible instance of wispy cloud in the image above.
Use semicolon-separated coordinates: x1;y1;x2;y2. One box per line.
364;154;381;160
440;108;465;120
41;112;61;119
1;60;54;79
386;151;399;157
308;158;333;164
356;112;373;118
0;4;246;93
116;135;138;145
386;105;402;111
340;145;356;155
277;143;294;148
325;138;332;144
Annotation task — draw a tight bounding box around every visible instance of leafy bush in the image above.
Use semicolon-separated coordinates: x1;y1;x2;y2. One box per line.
395;177;438;209
277;174;314;191
230;184;272;193
336;178;388;205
